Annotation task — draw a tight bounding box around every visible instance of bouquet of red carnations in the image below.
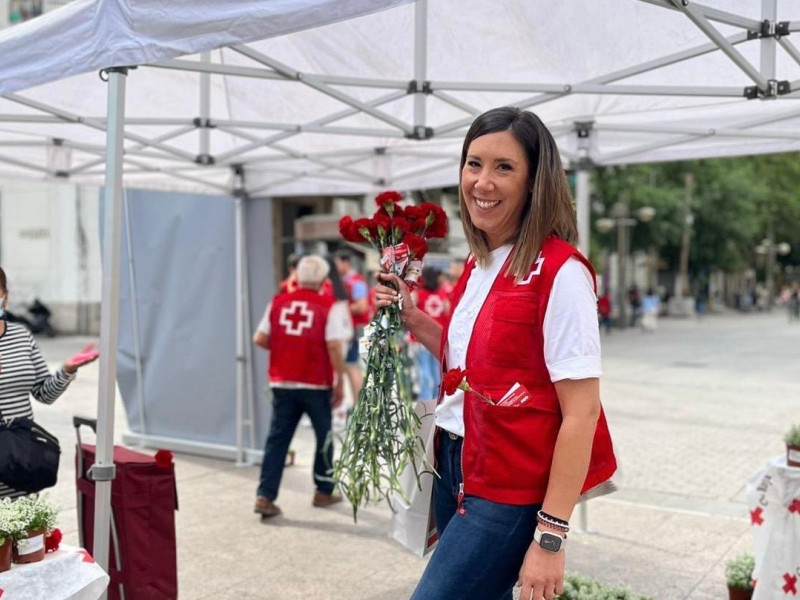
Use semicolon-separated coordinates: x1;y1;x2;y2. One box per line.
334;191;447;520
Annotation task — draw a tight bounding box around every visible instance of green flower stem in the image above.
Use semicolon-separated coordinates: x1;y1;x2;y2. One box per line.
331;282;436;522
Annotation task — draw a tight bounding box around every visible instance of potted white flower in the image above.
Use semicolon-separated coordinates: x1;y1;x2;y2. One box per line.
786;424;800;468
0;498;27;573
725;553;755;600
11;495;58;565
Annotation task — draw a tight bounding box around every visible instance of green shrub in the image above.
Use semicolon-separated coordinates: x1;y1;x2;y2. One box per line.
725;553;755;590
785;424;800;447
558;573;652;599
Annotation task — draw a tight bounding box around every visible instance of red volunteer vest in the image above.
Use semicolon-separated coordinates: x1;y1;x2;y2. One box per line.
342;271;370;327
268;288;336;388
440;237;617;505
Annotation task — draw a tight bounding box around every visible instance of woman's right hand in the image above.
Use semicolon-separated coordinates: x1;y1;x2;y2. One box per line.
374;273;415;321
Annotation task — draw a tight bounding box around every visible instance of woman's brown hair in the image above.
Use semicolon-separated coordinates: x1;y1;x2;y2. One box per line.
0;265;6;295
459;107;578;281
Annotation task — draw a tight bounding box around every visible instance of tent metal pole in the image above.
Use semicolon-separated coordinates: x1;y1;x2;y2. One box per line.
413;0;427;136
214;89;405;163
576;169;591;258
778;37;800;68
0;153;52;174
431;90;479;116
637;0;761;30
231;46;412;134
234;186;247;465
598;123;800;141
200;52;211;158
69;125;197;175
93;67;127;593
240;205;257;456
122;188;147;439
677;2;768;90
599;133;709;164
246;155;371;196
389;158;459;184
761;0;778;80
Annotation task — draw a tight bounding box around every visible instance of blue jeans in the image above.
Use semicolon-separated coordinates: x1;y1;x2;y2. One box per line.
411;433;541;600
257;387;334;499
416;346;441;400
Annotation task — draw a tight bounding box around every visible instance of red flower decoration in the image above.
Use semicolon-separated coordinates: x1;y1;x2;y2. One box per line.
373;212;391;234
420;203;448;239
154;449;173;469
338;216;362;242
353;218;374;240
391;217;410;234
45;528;62;553
375;190;403;208
405;233;428;260
442;368;469;396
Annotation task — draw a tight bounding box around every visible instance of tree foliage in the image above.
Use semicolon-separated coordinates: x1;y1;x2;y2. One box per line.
589;152;800;275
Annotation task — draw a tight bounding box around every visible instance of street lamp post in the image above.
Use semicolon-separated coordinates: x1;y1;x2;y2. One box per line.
595;193;655;329
755;237;791;309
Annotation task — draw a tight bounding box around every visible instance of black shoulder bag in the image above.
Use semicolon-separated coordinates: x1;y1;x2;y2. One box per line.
0;408;61;493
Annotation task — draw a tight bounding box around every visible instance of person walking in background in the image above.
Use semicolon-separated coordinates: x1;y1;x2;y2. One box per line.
281;252;335;299
789;285;800;322
640;288;660;333
333;250;369;404
412;266;451;400
628;284;642;327
597;291;612;334
252;256;351;518
373;107;616;600
0;266;99;499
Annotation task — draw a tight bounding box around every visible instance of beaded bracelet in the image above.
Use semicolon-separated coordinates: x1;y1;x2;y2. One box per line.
537;510;570;533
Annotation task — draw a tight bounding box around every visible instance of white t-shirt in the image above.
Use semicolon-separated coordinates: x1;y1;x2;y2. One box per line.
435;245;602;437
257;300;353;342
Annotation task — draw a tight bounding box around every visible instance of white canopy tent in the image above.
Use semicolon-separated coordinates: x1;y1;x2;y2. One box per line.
2;0;800;583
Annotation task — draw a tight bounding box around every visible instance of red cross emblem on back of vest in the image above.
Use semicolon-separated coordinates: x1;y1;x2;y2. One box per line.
279;301;315;336
423;294;445;318
784;573;798;595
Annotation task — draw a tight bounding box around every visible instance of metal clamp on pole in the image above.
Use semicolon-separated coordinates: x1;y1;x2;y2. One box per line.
98;66;137;81
88;463;117;482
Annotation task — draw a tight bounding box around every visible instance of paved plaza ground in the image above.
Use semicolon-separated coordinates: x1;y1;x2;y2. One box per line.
31;310;799;599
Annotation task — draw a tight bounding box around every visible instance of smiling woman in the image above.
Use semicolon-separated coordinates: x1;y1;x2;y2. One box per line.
373;107;618;600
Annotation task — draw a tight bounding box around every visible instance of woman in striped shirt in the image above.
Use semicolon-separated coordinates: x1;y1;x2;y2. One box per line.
0;266;97;498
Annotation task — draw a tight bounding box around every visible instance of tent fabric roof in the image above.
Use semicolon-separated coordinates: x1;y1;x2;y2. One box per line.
1;0;800;196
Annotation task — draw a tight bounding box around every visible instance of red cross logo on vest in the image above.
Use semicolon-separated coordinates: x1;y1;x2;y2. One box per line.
789;499;800;514
279;301;314;336
423;294;445;318
518;252;545;286
783;573;798;595
750;506;764;525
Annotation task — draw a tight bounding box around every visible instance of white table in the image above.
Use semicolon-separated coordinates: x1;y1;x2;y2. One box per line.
0;545;109;600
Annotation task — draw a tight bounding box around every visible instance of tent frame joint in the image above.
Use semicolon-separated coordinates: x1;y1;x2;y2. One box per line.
195;153;215;165
54;170;70;178
743;79;791;99
88;464;116;482
99;66;136;82
193;117;215;129
748;19;791;40
407;80;432;94
405;125;434;140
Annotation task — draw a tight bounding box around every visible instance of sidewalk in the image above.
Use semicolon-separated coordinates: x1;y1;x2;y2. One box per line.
31;311;798;599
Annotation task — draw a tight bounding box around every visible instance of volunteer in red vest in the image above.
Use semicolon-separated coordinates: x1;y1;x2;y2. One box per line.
412;266;450;400
374;107;617;600
252;255;352;518
333;250;369;403
280;252;335;299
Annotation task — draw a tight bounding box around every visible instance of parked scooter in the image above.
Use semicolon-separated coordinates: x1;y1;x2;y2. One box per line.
5;298;56;337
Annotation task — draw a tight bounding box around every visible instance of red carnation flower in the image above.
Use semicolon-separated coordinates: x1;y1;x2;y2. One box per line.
353;218;374;241
155;449;173;469
405;233;428;260
45;528;62;553
442;368;469;396
373;212;391;235
375;190;403;208
391;217;410;234
420;203;448;239
339;216;363;242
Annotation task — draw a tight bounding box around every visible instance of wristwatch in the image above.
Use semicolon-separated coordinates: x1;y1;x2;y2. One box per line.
534;528;566;553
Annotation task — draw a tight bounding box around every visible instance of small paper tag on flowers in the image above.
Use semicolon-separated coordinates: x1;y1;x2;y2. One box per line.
495;382;532;407
381;243;410;277
404;260;423;289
